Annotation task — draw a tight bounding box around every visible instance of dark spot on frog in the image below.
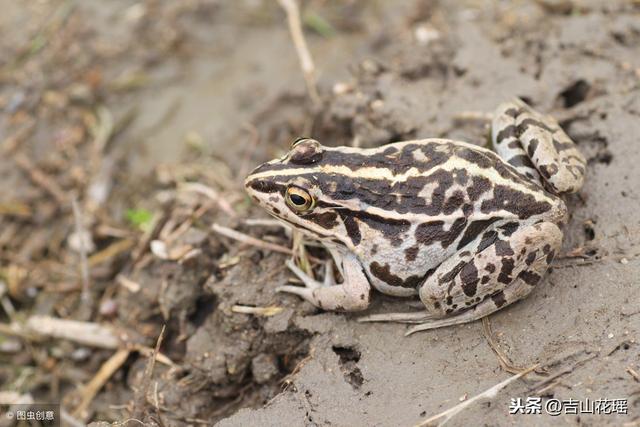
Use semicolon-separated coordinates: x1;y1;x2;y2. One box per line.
553;138;574;152
370;261;425;288
507;140;520;149
452;168;469;185
445;296;453;305
485;263;496;273
496;125;516;142
439;261;466;284
480;185;552;219
337;209;409;246
457;218;501;250
518;270;542;286
491;291;507;308
443;190;466;215
504;107;521;118
526;138;539;159
508;154;536;169
481;276;490;284
458;148;494;169
404;245;419;262
306;211;339;229
415;218;467;249
539;163;559;179
499;222;519;236
459;251;470;257
494;240;514;256
467;176;492;202
546;249;556;264
338;212;361;246
525;250;537;266
273;207;281;215
460;262;479;297
371;244;378;255
498;257;515;284
519;118;554;133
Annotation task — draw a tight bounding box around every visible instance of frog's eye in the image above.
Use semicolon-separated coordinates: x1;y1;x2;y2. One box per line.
285;186;314;212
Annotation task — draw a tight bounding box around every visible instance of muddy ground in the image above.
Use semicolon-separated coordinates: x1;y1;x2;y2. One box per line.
0;1;639;426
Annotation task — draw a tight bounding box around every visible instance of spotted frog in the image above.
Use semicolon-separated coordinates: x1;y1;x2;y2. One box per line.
244;99;586;334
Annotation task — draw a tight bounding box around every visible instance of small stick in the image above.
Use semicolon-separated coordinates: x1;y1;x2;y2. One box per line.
415;364;538;427
132;325;165;420
482;317;528;374
529;353;597;394
626;366;639;382
212;223;292;255
179;182;236;217
231;305;284;316
72;348;131;419
14;153;67;204
26;315;120;349
277;0;321;107
71;197;91;304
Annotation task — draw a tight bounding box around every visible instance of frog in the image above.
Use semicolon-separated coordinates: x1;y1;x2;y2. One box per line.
244;98;586;334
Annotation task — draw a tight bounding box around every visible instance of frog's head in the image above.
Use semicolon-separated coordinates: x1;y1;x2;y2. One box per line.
244;138;352;246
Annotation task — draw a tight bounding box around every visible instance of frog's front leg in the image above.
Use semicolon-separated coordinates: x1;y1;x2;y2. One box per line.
361;220;562;334
493;98;586;194
276;251;371;311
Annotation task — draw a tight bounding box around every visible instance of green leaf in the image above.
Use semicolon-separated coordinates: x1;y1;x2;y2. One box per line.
303;11;336;37
126;208;153;231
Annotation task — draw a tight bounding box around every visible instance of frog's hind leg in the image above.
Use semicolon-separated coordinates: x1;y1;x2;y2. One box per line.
405;221;563;335
360;221;563;334
493;99;586;194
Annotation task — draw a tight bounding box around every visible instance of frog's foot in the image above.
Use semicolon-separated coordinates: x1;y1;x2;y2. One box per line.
283;258;335;289
276;253;372;312
358;311;438;324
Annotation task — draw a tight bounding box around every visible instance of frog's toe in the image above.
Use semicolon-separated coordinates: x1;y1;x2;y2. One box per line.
285;259;323;289
275;285;315;300
323;259;336;287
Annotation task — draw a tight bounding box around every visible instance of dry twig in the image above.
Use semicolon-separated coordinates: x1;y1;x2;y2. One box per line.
72;348;131;419
231;305;284;316
14;153;67;204
26;315;120;349
277;0;321;107
71;197;91;305
132;325;165;420
626;366;639;382
482;317;529;374
415;364;538;427
212;223;293;255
